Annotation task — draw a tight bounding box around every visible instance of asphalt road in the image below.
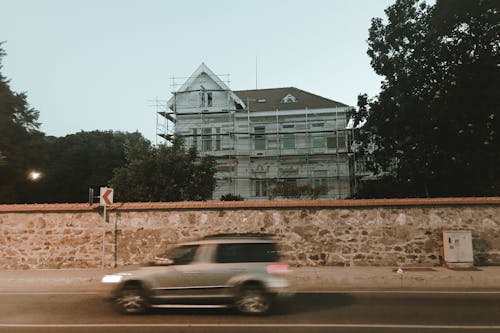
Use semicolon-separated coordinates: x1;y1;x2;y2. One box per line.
1;291;500;333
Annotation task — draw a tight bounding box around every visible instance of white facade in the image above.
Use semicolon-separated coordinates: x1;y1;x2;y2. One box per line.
163;63;354;200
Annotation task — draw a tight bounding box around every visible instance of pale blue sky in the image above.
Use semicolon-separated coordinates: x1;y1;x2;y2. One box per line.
1;0;395;143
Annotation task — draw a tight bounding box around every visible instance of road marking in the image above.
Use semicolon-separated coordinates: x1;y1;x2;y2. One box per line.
0;291;101;295
0;323;500;330
294;290;500;294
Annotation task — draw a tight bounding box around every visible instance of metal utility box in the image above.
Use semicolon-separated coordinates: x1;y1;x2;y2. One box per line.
442;230;474;267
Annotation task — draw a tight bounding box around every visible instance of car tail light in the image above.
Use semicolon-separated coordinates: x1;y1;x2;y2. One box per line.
266;263;290;275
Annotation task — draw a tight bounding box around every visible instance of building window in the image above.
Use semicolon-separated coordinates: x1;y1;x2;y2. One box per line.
282;133;295;149
314;178;327;188
284;178;297;190
327;132;346;150
254;126;266;150
192;128;198;150
201;92;213;107
255;180;267;197
202;128;212;151
215;128;221;150
207;92;212;107
313;171;328;195
312;133;325;148
338;134;346;149
281;94;297;103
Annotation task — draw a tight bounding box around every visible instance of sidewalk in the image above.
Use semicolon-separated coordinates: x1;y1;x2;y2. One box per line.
1;266;500;293
290;266;500;291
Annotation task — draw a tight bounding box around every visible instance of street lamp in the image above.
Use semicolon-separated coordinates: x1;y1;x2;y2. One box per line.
28;170;43;182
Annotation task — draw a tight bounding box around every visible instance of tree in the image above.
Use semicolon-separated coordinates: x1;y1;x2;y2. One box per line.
351;0;500;197
111;137;216;202
35;131;146;203
220;193;244;201
0;43;46;203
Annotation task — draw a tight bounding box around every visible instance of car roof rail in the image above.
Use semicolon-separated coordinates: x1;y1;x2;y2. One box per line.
202;233;276;240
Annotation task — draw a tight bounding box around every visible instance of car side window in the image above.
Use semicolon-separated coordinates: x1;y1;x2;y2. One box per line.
215;243;279;263
168;245;199;265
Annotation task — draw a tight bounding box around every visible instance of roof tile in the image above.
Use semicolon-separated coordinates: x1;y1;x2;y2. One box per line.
234;87;348;112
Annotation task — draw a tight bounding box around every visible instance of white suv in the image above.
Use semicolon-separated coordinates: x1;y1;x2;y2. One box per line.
102;233;291;315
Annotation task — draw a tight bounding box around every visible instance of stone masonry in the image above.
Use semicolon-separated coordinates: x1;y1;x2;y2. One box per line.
1;198;499;269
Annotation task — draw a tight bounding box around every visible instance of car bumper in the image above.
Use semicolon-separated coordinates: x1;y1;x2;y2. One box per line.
267;278;294;299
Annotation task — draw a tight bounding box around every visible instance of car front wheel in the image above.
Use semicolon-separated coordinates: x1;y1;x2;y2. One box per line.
116;285;149;314
235;285;271;315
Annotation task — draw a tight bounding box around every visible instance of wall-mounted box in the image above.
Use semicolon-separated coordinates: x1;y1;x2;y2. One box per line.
443;230;473;267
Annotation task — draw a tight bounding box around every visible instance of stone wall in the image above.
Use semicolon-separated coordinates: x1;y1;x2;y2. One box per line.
1;198;499;269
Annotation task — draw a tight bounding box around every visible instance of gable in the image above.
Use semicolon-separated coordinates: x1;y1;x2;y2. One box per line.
168;63;245;110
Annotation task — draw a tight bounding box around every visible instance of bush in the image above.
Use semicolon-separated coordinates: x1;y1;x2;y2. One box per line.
220;193;244;201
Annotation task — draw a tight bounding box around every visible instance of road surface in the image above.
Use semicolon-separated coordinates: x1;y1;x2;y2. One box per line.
1;291;500;332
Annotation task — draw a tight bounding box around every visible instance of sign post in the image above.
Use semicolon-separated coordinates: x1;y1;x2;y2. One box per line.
99;187;113;267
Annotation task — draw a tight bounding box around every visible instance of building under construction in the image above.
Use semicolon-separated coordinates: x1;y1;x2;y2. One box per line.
157;63;355;200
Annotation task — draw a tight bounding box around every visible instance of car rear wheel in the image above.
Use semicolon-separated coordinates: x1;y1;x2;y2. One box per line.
236;285;271;315
116;285;149;314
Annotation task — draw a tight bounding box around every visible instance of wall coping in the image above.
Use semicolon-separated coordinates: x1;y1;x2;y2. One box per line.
1;197;499;213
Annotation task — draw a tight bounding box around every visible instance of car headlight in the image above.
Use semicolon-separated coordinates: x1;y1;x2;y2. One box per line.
101;274;129;283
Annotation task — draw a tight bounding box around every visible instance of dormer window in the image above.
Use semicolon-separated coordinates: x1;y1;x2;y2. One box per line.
207;92;212;107
201;92;213;107
281;94;297;103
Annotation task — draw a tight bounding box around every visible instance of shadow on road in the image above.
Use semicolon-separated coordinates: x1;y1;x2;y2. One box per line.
276;292;355;315
147;292;355;317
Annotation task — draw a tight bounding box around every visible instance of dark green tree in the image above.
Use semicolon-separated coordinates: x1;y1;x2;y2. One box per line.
220;193;244;201
37;131;146;203
0;44;47;203
351;0;500;197
111;137;216;202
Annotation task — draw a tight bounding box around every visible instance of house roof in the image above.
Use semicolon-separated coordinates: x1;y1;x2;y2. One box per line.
234;87;349;112
168;63;246;109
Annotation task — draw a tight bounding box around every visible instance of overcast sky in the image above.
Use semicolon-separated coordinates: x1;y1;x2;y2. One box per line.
1;0;395;143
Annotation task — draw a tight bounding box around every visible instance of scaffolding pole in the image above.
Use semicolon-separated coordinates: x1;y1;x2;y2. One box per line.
169;75;352;199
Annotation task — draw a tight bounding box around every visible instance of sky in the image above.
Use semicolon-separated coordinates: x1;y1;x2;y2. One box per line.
1;0;395;144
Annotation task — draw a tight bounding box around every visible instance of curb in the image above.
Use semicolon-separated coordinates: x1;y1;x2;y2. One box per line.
1;266;500;293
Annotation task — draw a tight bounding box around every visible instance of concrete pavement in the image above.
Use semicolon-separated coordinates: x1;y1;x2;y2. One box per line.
1;266;499;293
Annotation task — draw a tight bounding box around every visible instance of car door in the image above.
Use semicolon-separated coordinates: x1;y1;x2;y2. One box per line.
161;243;233;303
151;244;202;302
185;243;252;301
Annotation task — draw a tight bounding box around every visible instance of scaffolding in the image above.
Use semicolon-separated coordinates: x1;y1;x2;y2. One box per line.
156;75;354;199
153;98;175;146
238;106;352;199
155;73;231;145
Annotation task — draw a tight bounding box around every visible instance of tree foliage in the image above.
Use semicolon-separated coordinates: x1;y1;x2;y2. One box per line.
351;0;500;197
35;131;146;203
220;193;244;201
0;44;46;203
111;137;216;202
0;43;216;203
